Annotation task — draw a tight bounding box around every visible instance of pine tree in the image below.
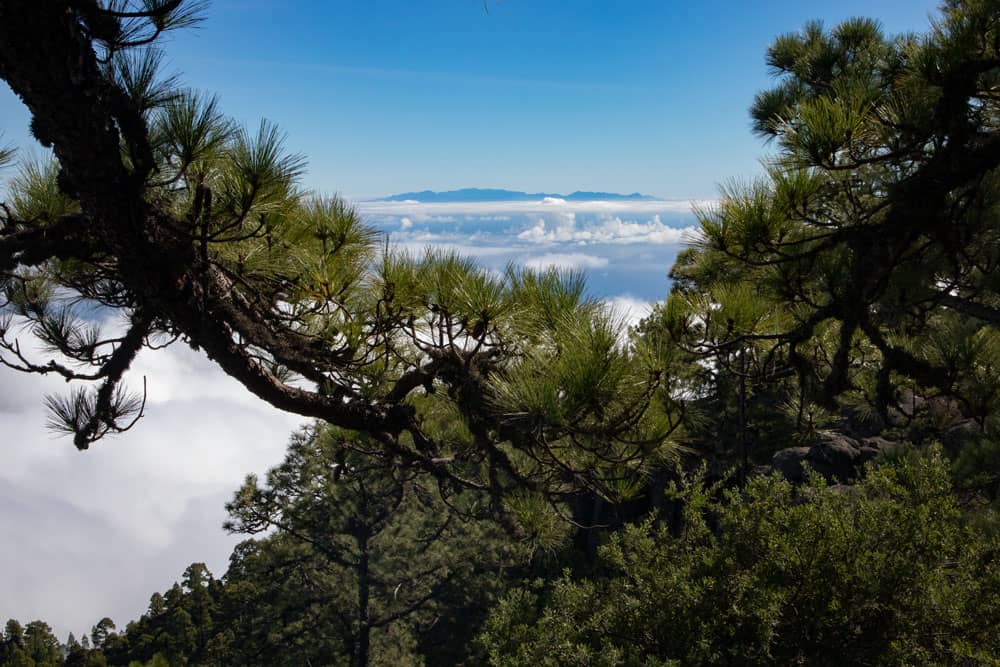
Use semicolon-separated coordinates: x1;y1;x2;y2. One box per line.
222;424;530;666
0;0;682;500
21;622;60;667
648;0;1000;456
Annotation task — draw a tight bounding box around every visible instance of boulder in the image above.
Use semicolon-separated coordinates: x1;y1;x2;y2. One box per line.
859;436;901;462
837;408;885;439
806;432;863;482
941;419;980;455
771;447;811;483
768;432;905;485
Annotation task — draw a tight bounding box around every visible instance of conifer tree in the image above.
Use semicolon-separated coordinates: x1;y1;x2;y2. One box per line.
0;0;682;501
222;424;530;666
649;0;1000;457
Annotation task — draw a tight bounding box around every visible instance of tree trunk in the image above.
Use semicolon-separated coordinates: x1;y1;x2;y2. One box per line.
356;530;371;667
739;347;749;480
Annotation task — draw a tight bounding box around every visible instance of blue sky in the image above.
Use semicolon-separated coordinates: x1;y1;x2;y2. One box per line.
3;0;940;199
0;0;948;640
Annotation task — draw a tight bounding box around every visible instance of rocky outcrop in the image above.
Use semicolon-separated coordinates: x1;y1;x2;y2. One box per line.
767;433;901;484
770;447;811;483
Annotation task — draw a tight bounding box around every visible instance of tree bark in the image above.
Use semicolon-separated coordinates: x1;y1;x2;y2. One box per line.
356;528;371;667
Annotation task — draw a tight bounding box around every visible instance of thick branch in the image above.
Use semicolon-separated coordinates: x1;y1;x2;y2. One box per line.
74;311;152;448
0;215;97;272
935;292;1000;325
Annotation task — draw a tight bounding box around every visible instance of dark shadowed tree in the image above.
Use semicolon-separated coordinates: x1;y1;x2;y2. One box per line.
105;568;225;666
222;424;532;667
648;1;1000;461
22;621;60;667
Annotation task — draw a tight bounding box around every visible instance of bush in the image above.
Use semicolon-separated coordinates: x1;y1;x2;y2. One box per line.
481;450;1000;666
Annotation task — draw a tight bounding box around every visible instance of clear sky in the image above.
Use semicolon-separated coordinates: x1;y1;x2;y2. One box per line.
0;0;947;641
3;0;940;200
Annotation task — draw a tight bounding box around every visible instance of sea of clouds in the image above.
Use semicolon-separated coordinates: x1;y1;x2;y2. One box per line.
359;197;704;305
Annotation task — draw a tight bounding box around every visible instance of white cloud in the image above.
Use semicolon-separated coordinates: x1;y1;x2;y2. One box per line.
523;252;610;271
0;477;245;640
517;213;696;245
0;341;304;639
466;215;511;221
604;295;654;328
384;210;698;249
388;240;518;258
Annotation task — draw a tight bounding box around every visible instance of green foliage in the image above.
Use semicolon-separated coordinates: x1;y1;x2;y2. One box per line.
8;159;79;226
102;572;222;667
221;424;529;666
3;648;36;667
1;620;61;667
3;620;25;648
50;424;540;667
481;450;1000;666
22;622;60;667
0;135;14;169
642;0;1000;467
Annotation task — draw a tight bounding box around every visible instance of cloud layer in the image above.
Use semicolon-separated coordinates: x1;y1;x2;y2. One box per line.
515;212;693;245
360;198;701;301
1;340;304;638
523;252;610;271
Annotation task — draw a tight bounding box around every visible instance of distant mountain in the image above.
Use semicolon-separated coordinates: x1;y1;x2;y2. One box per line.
373;188;657;202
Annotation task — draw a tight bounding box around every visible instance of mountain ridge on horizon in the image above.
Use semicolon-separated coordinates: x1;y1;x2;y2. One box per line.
371;188;658;202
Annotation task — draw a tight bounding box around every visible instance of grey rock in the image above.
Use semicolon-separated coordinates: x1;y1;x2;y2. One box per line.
771;447;811;483
941;419;980;455
838;408;885;439
807;433;862;483
767;432;906;486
